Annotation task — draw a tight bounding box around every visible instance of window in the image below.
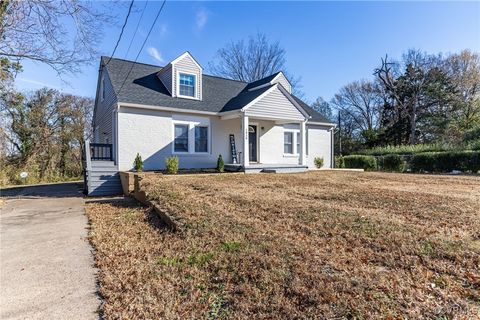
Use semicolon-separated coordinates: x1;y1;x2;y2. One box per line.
173;120;210;154
284;132;293;154
296;132;309;155
195;126;208;153
174;124;189;152
296;132;300;154
179;73;195;97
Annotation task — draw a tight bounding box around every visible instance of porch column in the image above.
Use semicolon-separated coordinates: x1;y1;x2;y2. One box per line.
300;120;306;166
242;113;249;167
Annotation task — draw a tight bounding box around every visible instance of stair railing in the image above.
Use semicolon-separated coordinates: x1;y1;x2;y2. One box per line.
90;143;113;161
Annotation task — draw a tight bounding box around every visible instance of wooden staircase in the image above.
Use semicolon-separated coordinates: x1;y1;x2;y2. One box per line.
83;140;122;196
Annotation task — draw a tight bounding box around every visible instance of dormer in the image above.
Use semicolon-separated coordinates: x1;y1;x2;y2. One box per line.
157;51;203;100
246;71;292;94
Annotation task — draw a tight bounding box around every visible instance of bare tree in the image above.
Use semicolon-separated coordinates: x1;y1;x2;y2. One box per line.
310;97;333;121
0;87;93;183
0;0;113;75
209;32;302;96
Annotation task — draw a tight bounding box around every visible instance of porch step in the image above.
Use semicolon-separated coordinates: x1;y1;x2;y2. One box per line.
91;161;117;170
86;169;122;196
225;164;308;174
88;186;123;197
261;166;308;174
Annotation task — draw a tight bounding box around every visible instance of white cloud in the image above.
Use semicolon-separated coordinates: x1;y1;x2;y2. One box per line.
195;8;208;31
159;24;168;37
147;47;165;64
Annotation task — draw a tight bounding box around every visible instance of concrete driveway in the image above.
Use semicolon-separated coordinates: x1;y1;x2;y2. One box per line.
0;182;99;320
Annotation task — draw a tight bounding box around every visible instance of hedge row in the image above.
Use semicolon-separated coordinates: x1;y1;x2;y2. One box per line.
357;141;480;156
337;151;480;173
409;151;480;173
339;155;377;171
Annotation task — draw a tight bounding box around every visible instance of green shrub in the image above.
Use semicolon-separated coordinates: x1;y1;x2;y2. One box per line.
314;157;324;169
463;126;480;142
410;153;435;172
165;156;179;174
217;154;225;172
358;143;459;156
133;153;143;172
468;139;480;150
379;154;405;172
343;155;377;171
410;151;480;173
335;156;345;168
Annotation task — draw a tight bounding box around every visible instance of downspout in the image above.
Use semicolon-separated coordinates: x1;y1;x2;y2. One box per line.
115;103;120;168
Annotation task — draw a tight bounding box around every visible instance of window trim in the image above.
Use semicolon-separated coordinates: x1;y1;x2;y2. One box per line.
172;119;210;155
194;125;209;153
177;72;197;100
173;123;190;154
283;131;294;155
283;128;308;157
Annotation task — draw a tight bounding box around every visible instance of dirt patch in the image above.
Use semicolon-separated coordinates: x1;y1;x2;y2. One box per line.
86;171;480;319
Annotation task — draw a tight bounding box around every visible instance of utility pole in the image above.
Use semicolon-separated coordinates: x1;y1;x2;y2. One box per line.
337;112;342;156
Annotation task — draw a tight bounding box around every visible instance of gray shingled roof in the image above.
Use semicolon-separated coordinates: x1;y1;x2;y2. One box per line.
102;57;332;123
242;72;281;91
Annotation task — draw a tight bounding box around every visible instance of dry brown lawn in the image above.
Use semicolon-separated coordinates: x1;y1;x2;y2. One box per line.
86;171;480;319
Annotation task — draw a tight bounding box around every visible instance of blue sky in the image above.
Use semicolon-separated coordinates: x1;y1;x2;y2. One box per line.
15;1;480;103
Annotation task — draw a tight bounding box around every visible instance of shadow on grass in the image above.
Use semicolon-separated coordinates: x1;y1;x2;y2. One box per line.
86;196;171;231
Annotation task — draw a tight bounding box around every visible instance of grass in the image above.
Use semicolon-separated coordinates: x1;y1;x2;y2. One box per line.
86;171;480;319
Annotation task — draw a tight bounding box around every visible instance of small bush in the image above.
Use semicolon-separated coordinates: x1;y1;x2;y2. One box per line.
165;156;179;174
133;153;143;172
410;151;480;173
343;155;377;171
217;154;224;172
379;154;405;172
335;156;345;168
314;157;324;169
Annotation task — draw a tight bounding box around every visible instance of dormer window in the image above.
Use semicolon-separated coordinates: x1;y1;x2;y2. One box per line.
157;52;203;100
179;73;195;97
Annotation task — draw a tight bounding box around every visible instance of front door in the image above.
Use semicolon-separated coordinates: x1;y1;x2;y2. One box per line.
248;125;257;162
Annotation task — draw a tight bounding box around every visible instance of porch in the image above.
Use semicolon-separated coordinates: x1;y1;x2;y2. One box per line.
220;83;310;169
225;163;308;174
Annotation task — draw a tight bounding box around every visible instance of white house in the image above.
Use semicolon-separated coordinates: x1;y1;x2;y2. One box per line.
90;51;335;184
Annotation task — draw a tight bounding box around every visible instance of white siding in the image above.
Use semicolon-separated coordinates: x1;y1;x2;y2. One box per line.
116;108;332;171
94;69;117;144
272;73;292;93
173;54;202;100
306;124;333;169
157;65;173;94
257;122;332;168
117;108;240;171
245;87;305;121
